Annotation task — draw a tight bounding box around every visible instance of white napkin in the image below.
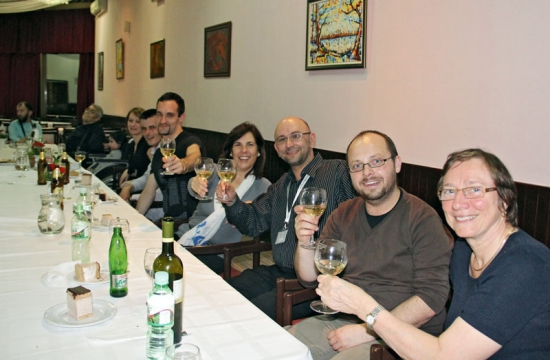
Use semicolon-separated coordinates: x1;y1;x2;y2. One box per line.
41;261;79;288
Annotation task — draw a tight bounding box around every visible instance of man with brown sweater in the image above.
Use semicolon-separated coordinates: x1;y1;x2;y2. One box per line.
290;130;454;360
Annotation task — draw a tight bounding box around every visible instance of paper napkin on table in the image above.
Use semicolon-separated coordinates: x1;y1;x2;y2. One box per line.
41;261;79;288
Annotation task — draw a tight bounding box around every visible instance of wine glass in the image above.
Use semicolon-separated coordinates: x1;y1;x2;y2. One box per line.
311;238;348;314
166;343;201;360
217;158;236;200
75;150;86;172
15;150;29;176
144;248;161;280
299;187;327;250
110;218;130;242
194;157;215;200
159;137;176;175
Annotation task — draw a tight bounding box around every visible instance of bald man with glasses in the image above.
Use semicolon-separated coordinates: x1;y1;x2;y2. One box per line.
66;104;106;161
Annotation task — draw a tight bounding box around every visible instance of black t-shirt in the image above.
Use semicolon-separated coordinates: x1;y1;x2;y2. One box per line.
151;130;205;218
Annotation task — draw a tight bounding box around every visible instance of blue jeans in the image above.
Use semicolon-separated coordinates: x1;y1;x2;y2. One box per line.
226;264;315;321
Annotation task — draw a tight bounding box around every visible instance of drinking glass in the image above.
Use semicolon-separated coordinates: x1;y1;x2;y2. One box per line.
75;150;86;172
217;158;236;201
144;248;161;280
166;343;201;360
193;157;215;200
299;187;328;250
159;137;177;175
44;148;54;165
14;148;29;175
86;184;100;222
109;218;130;242
311;238;348;314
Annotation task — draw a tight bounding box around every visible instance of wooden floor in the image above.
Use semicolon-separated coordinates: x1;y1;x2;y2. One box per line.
231;251;274;273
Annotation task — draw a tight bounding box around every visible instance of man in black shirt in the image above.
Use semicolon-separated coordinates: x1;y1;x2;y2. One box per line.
136;92;204;221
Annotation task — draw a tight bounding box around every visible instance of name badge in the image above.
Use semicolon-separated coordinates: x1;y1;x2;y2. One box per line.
275;229;288;244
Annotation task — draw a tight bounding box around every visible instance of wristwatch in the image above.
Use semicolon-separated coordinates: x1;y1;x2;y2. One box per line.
366;304;385;330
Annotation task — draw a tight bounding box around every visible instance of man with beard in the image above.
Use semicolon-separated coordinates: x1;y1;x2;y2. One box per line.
136;92;204;222
8;102;42;143
289;130;453;359
66;104;106;161
216;117;356;321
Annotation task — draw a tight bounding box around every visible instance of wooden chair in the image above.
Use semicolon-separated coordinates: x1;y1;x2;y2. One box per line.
275;278;318;326
186;232;272;279
370;344;399;360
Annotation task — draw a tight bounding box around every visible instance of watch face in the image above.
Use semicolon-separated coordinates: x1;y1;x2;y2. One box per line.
366;315;374;325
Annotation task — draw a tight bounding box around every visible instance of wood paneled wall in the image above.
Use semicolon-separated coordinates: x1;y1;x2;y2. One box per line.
187;127;550;248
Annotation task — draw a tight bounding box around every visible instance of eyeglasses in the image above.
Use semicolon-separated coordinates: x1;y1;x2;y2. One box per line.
438;186;497;201
275;132;311;145
84;107;97;114
348;157;392;173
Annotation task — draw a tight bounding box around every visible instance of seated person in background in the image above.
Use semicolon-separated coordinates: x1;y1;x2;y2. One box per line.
289;130;454;359
87;130;127;175
66;104;106;164
119;109;163;222
315;148;550;359
9;101;42;143
176;122;271;274
119;107;150;184
136;92;205;224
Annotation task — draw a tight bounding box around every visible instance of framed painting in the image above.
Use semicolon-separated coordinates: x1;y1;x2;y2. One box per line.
306;0;366;70
150;39;165;79
116;39;124;79
98;52;104;90
204;21;232;77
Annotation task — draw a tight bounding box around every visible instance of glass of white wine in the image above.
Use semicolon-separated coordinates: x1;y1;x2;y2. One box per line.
217;158;236;200
311;238;348;314
160;137;177;175
299;187;327;250
194;157;215;200
75;149;86;172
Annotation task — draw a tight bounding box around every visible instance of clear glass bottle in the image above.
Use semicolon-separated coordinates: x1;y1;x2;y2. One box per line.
109;222;128;297
152;216;183;344
37;194;65;235
71;204;91;262
146;271;174;360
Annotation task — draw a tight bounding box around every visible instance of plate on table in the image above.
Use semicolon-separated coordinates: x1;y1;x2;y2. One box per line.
44;299;117;328
67;270;109;285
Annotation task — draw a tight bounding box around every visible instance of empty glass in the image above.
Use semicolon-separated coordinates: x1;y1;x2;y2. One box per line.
166;343;201;360
144;248;162;280
109;218;130;242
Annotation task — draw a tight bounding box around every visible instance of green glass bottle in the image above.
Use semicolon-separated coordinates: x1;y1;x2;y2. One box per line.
109;224;128;297
152;216;184;344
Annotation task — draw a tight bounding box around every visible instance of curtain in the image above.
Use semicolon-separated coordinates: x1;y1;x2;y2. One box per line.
0;9;94;118
77;53;95;119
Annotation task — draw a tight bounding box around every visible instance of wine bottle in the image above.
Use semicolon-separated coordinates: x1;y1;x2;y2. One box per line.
37;149;47;185
109;224;128;297
50;164;64;209
152;216;184;344
61;151;70;185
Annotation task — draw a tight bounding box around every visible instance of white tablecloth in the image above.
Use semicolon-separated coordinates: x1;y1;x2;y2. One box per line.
0;166;312;360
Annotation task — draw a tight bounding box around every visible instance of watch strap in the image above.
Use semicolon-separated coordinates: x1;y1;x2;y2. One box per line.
366;304;385;330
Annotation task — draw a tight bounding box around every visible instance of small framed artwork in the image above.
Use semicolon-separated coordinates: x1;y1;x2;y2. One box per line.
204;21;232;77
306;0;366;70
150;39;165;79
97;52;104;90
115;38;124;79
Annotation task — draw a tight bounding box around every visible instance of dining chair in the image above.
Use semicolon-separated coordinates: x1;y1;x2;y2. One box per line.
275;278;318;326
185;232;272;279
370;344;399;360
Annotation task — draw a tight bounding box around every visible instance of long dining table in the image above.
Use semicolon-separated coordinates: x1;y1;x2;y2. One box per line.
0;155;312;360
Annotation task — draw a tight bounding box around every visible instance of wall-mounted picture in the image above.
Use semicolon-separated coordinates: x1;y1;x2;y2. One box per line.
98;52;104;90
150;39;165;79
204;21;232;77
306;0;366;70
116;39;124;79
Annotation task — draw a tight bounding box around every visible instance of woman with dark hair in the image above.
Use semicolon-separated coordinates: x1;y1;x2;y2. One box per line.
315;148;550;359
119;107;150;185
176;122;271;273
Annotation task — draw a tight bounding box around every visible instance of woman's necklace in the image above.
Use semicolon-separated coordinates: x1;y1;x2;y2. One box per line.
470;227;517;273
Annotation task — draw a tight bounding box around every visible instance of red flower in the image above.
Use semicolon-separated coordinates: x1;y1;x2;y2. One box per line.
33;141;45;148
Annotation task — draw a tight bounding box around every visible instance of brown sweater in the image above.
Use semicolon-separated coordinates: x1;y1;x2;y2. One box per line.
307;189;454;335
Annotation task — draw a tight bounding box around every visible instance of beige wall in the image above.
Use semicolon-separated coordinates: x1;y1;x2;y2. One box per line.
95;0;550;186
